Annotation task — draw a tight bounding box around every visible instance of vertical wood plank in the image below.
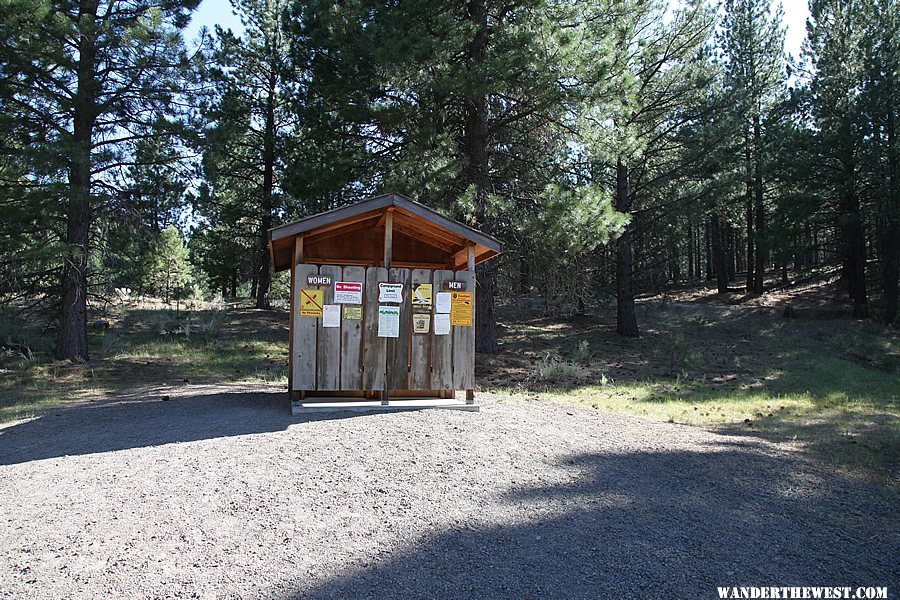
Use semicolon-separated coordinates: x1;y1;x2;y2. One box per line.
431;269;454;390
387;268;411;390
409;268;432;390
466;244;476;403
363;267;388;389
288;260;296;395
381;211;393;403
293;263;318;391
287;237;303;397
452;270;476;390
316;265;342;390
340;266;366;390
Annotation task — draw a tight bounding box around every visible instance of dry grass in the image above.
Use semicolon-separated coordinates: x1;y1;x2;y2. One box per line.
0;300;288;422
480;294;899;482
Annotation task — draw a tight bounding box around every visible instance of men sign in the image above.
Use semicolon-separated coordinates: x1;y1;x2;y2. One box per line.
299;289;324;317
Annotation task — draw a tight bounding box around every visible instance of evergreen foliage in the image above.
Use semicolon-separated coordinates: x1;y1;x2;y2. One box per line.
1;0;898;359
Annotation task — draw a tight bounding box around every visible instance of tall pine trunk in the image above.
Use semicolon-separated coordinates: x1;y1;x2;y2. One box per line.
752;114;765;294
59;166;91;361
465;0;498;354
57;1;98;361
696;223;702;281
711;212;728;294
841;183;868;319
704;218;712;280
881;222;899;325
255;65;277;309
726;225;736;281
615;158;639;337
687;220;695;281
881;95;898;324
837;117;868;318
744;129;755;291
519;256;529;294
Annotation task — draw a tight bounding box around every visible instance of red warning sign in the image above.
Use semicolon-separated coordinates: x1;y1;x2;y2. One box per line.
334;281;363;304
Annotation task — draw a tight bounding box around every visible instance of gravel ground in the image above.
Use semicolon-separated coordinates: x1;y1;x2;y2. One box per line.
0;385;896;599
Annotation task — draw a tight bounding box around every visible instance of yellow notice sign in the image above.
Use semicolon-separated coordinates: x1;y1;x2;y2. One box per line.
342;305;362;320
450;292;473;326
299;288;324;317
412;283;433;307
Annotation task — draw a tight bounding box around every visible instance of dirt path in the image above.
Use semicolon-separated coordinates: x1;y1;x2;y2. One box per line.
0;385;896;599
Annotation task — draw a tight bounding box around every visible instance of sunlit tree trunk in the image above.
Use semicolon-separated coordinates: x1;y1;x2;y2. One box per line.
58;0;99;361
464;0;498;353
615;158;639;337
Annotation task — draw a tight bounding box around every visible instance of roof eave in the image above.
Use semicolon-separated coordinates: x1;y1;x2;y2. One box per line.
269;193;503;254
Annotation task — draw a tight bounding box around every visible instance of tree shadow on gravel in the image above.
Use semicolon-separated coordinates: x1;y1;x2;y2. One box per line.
279;446;899;600
0;388;358;466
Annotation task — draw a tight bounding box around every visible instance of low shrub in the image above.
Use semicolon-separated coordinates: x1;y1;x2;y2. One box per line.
535;356;590;383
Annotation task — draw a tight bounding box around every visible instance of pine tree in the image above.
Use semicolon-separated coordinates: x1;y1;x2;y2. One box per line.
575;0;716;336
147;226;193;304
719;0;787;294
199;0;294;308
288;0;573;352
0;0;199;359
806;0;872;318
859;0;899;323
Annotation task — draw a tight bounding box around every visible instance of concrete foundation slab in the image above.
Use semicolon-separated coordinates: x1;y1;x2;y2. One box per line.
291;397;480;415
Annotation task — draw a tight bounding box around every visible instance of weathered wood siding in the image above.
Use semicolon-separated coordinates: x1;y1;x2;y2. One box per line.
339;266;366;390
431;269;454;389
363;267;388;390
316;265;342;390
409;268;433;389
386;267;411;390
452;270;476;390
291;264;475;393
293;264;319;390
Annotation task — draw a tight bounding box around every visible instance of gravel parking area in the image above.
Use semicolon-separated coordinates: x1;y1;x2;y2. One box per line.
1;385;897;599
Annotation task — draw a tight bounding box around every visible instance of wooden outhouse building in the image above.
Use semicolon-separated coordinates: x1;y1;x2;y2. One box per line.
269;193;501;413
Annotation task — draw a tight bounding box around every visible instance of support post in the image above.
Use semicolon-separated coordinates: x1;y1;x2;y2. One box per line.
467;243;475;405
382;210;393;406
288;236;303;401
383;209;393;268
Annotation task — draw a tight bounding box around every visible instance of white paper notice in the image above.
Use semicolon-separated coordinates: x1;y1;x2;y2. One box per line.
379;282;403;303
322;304;341;328
434;313;451;335
377;305;400;338
333;281;363;304
435;292;451;314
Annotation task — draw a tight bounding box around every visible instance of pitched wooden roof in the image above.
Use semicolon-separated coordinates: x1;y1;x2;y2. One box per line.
269;193;502;272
